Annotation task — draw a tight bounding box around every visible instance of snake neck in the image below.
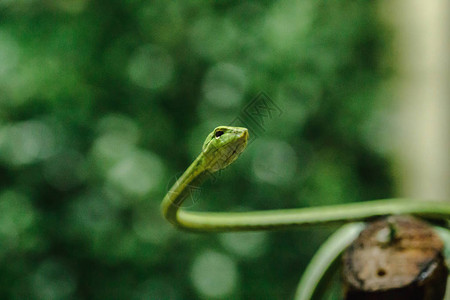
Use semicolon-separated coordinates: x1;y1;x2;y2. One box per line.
161;154;212;225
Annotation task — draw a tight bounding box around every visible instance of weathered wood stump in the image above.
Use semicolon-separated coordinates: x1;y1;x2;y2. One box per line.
342;216;448;300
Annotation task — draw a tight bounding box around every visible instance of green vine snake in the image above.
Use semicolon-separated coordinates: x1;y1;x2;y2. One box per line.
161;126;450;232
161;125;450;299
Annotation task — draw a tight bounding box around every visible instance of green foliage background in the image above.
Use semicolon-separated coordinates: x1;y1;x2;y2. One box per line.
0;0;393;299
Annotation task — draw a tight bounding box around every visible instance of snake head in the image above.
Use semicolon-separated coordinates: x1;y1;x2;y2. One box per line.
201;126;248;173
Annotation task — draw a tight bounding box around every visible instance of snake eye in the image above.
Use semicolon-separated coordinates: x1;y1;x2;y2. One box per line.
215;130;224;138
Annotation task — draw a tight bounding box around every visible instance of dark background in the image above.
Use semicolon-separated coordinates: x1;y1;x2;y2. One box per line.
0;1;394;299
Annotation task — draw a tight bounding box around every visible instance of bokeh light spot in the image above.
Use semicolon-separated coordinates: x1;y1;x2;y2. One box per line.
90;133;136;173
202;63;247;109
252;139;297;185
31;259;76;300
97;114;140;145
0;120;57;166
264;0;314;52
0;30;20;79
107;150;165;197
190;250;238;299
128;44;174;90
219;231;268;259
189;16;238;60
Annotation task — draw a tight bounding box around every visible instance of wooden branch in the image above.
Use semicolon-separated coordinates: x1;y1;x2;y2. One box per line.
342;216;447;300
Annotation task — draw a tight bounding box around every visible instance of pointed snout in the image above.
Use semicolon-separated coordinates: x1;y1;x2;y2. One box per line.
237;127;249;142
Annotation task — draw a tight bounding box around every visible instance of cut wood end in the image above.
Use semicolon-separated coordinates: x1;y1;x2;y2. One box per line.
343;215;448;299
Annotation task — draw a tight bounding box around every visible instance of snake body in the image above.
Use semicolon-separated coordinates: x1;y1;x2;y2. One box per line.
161;126;450;232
